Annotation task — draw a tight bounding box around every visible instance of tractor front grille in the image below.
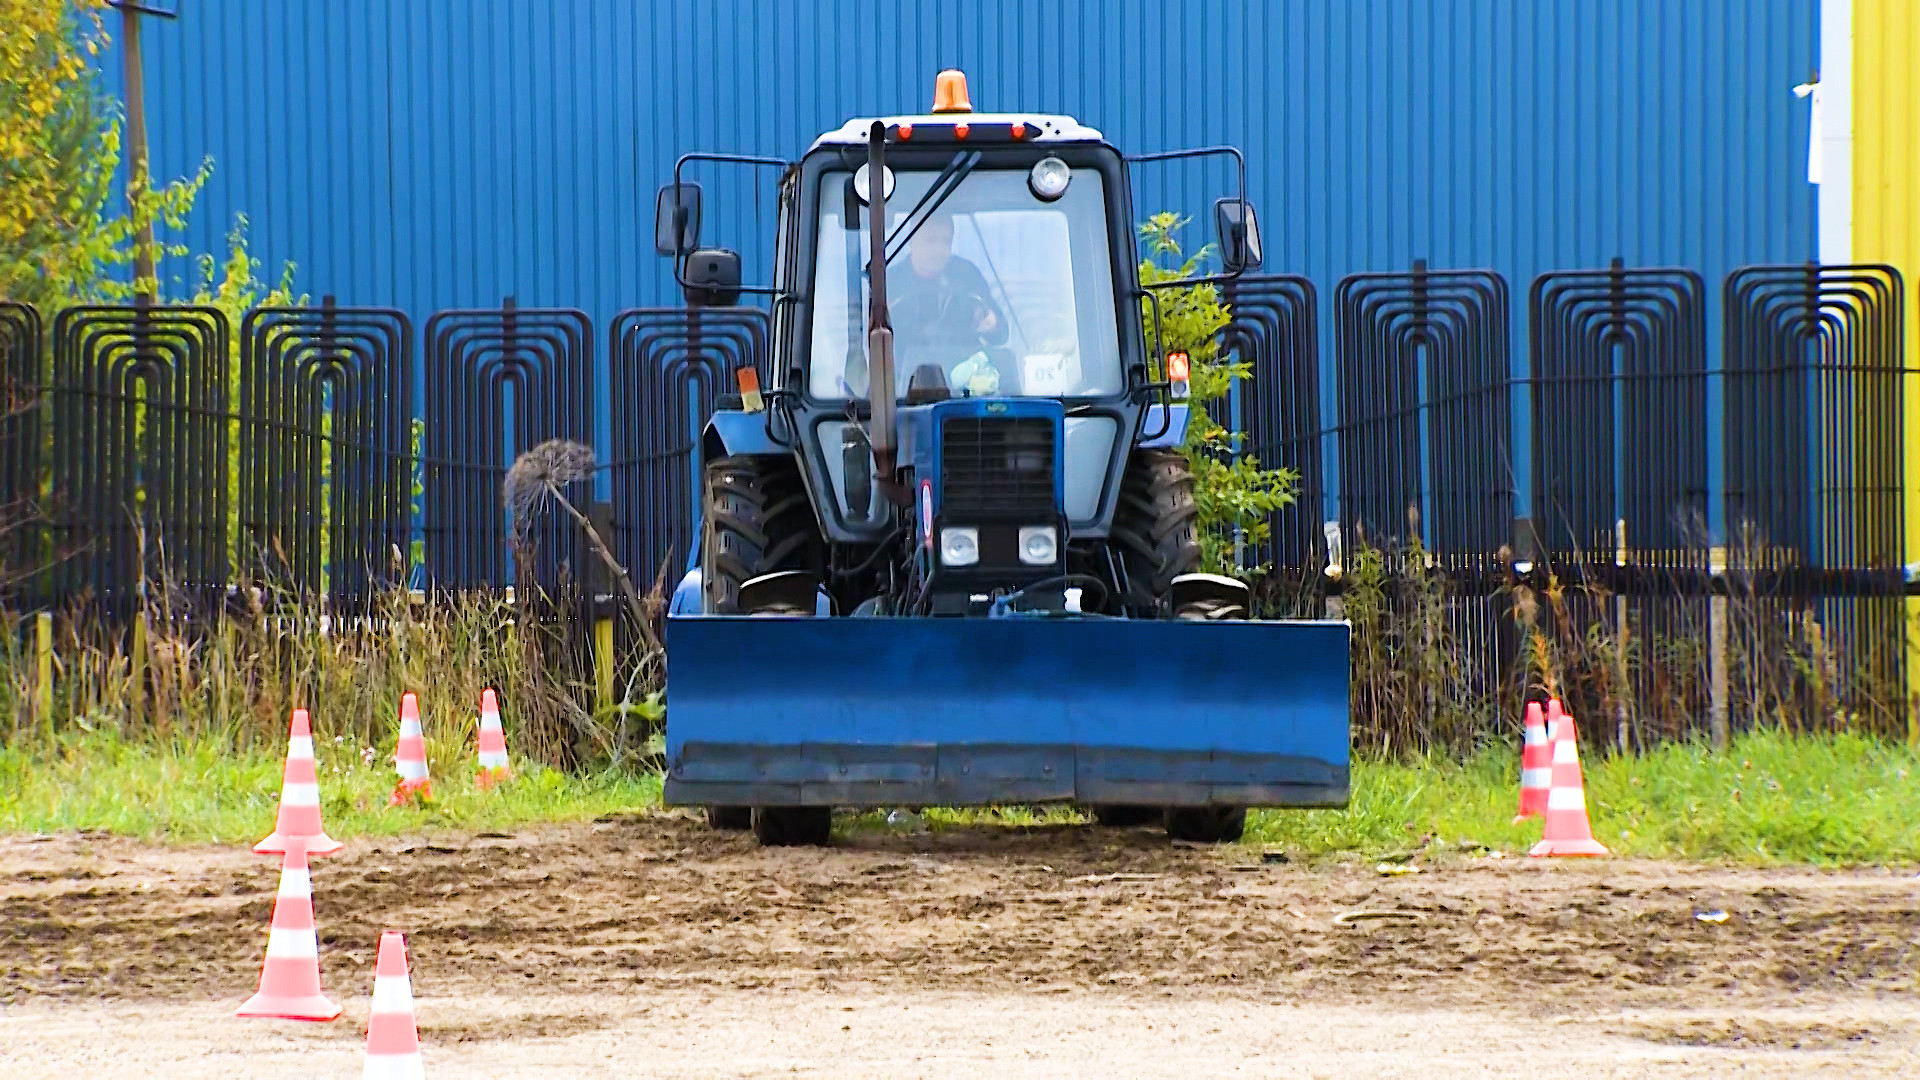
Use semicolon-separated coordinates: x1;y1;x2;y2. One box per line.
939;416;1056;520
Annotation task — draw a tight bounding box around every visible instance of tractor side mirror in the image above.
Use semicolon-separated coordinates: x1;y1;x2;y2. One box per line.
654;182;703;256
840;424;873;520
1214;197;1263;274
683;247;741;307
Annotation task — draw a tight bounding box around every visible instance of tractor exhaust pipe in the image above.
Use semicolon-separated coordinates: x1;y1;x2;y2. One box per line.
864;121;899;493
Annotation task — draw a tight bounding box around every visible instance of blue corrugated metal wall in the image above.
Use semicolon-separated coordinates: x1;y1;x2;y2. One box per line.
106;0;1817;515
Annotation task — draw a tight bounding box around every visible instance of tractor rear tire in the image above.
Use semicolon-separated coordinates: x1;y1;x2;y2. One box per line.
1164;806;1247;844
752;806;833;847
707;806;752;830
1108;448;1202;614
1092;804;1160;828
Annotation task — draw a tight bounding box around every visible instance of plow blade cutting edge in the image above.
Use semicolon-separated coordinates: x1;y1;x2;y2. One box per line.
664;615;1351;809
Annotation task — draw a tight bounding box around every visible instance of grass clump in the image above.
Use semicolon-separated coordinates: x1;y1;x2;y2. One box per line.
1246;727;1920;866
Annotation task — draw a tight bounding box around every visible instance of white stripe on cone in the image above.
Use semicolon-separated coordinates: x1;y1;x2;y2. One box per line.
1520;768;1553;788
277;868;313;899
1547;786;1587;811
289;736;316;758
1552;737;1578;764
364;1058;426;1080
265;926;320;959
363;1056;427;1080
370;974;415;1014
281;781;322;806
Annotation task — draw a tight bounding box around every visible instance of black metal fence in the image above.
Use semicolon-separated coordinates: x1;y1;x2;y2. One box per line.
45;304;231;612
1217;261;1913;744
1;301;41;602
239;300;414;603
2;261;1912;739
608;306;770;591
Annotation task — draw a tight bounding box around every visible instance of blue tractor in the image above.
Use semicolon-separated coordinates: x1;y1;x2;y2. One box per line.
656;71;1350;846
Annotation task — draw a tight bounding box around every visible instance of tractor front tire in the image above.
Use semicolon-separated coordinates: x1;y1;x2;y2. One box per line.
701;454;824;832
1108;448;1202;615
1164;806;1248;844
752;807;833;847
1092;804;1160;828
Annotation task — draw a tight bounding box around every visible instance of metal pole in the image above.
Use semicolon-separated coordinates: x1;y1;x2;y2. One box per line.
118;2;156;300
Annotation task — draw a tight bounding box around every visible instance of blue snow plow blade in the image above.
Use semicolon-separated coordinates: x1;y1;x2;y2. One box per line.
663;615;1350;808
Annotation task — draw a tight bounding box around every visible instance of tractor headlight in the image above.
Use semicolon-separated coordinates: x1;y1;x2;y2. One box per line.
853;162;895;203
1018;525;1058;565
939;527;980;566
1028;157;1071;201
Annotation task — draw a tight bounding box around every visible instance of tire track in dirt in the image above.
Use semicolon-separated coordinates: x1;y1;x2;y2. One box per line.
3;817;1916;1011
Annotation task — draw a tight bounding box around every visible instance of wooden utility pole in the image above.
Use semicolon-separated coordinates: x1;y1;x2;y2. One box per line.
109;2;178;300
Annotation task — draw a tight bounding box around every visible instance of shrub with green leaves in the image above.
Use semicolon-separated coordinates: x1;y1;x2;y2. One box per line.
1135;211;1298;577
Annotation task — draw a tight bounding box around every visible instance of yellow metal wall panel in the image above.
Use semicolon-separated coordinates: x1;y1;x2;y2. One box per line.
1851;0;1920;739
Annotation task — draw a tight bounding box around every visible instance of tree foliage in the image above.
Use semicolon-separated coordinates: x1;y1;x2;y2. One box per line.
1136;211;1298;576
0;0;209;307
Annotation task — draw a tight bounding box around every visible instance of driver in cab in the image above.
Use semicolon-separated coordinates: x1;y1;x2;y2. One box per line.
889;210;1009;396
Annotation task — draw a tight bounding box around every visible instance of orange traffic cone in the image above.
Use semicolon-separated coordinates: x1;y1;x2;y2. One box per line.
236;846;341;1021
390;693;432;806
1511;699;1553;823
475;688;511;787
255;708;343;858
1529;706;1610;857
362;931;426;1079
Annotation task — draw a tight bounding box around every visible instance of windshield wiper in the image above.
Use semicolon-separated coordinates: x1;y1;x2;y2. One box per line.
881;150;982;265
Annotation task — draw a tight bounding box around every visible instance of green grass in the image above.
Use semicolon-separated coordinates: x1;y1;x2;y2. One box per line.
2;728;1914;864
1246;727;1920;866
0;729;660;844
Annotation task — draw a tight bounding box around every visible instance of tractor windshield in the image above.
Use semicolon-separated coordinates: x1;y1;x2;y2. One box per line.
808;165;1123;401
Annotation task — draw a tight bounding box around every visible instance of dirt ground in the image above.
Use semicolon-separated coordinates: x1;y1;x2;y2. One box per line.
1;815;1916;1077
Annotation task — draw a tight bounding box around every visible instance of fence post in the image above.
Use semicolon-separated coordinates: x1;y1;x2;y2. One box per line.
589;500;616;711
34;612;52;737
1613;518;1632;751
1709;543;1730;750
130;606;147;727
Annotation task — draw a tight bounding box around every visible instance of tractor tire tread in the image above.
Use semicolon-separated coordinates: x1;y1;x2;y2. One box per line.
1163;806;1247;843
702;454;823;614
753;806;833;846
1107;448;1203;612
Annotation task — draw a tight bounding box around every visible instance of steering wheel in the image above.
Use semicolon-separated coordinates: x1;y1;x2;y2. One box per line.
890;289;993;341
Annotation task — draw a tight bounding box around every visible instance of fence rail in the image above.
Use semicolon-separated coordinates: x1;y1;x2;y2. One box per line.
2;260;1913;740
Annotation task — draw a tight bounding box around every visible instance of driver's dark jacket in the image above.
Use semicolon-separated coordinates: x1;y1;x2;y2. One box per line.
886;254;1009;369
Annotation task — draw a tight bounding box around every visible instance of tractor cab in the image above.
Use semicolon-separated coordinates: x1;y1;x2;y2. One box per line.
796;93;1142;568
